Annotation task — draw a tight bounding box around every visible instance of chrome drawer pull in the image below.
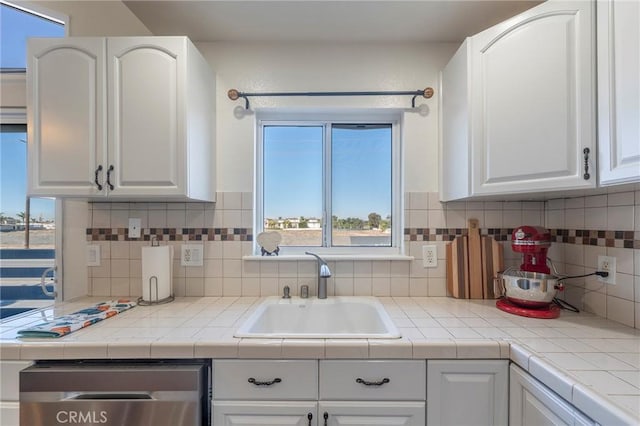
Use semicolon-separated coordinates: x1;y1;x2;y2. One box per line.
247;377;282;386
356;377;390;386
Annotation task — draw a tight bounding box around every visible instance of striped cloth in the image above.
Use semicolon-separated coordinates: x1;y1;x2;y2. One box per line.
17;299;136;338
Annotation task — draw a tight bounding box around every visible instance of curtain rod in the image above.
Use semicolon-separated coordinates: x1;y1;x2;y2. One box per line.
227;87;434;110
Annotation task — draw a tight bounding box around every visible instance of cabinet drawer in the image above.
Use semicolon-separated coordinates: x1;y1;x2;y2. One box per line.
213;360;318;400
320;360;426;400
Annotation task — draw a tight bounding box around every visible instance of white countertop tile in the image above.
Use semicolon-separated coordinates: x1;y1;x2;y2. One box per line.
1;295;639;424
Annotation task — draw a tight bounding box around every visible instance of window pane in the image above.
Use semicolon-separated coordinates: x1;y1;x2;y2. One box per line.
1;3;64;69
263;126;323;246
332;124;392;247
1;128;55;248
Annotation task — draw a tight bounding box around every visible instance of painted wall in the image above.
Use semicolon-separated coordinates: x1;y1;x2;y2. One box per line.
197;41;455;193
31;0;152;36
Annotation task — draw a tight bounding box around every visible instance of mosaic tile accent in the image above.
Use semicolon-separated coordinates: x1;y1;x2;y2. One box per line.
404;228;640;248
86;228;253;242
86;227;637;247
549;229;638;249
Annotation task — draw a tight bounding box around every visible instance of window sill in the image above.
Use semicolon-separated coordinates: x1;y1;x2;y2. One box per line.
242;255;414;261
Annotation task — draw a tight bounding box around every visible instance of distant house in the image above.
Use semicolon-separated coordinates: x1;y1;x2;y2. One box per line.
264;217;321;230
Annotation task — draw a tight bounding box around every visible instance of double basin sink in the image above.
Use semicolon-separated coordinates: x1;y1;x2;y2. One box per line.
235;296;401;339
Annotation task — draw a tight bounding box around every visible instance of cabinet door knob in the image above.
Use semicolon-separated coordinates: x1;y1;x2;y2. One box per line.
94;165;103;190
106;165;115;190
307;412;313;426
247;377;282;386
323;411;329;426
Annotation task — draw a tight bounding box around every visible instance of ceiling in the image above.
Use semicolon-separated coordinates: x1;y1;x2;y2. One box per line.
123;1;543;43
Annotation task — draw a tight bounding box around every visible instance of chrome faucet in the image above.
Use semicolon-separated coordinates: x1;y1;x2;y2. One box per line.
305;252;331;299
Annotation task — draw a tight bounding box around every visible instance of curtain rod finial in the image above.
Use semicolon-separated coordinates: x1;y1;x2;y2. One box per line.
228;89;240;101
423;87;434;99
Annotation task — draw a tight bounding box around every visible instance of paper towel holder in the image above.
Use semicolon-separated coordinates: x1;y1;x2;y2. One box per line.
137;275;175;306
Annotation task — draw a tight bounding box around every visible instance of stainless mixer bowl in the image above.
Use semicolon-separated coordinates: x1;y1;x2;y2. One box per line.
496;269;564;308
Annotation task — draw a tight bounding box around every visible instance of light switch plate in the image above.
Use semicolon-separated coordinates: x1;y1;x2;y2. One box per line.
87;245;101;266
181;244;203;267
128;218;141;239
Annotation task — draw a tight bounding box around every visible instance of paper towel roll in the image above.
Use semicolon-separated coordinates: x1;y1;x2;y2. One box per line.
141;245;173;302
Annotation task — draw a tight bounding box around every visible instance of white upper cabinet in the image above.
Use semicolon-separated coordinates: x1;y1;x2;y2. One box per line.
27;36;215;201
597;0;640;186
27;38;106;197
441;0;596;201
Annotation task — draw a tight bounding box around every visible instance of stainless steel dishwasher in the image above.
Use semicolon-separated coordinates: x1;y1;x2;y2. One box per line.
20;359;210;426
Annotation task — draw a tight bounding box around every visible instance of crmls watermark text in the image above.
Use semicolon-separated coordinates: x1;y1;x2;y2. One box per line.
56;411;108;424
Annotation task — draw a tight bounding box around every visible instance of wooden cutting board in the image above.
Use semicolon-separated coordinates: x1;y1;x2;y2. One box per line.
467;219;483;299
448;236;469;299
481;236;504;299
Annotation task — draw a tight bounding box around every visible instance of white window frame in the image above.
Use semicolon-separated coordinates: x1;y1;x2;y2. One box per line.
255;109;404;256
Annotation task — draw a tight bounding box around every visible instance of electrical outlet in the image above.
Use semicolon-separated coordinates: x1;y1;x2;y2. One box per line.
422;245;437;268
181;244;203;266
128;218;141;239
597;255;616;284
87;245;101;266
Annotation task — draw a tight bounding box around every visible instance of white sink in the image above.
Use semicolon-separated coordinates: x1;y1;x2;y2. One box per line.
235;296;401;339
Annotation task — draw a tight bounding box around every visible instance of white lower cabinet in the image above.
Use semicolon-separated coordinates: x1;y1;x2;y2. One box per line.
0;360;33;426
427;360;508;426
319;360;426;426
318;401;425;425
510;364;596;426
211;359;426;426
212;360;319;425
212;401;317;425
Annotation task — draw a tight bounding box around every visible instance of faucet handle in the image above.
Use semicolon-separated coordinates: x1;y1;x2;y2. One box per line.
282;285;291;299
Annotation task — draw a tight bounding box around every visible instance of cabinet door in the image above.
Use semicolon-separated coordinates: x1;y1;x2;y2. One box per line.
597;0;640;185
470;0;596;195
27;38;106;196
212;401;317;426
510;364;595;426
427;360;508;426
107;37;186;196
318;401;425;426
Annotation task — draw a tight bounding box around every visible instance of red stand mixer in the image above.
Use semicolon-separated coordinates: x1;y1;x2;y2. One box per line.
496;226;563;319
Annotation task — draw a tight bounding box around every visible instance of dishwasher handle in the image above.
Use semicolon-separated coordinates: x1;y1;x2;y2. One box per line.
69;393;153;400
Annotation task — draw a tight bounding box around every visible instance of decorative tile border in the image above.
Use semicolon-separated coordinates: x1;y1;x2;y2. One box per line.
86;227;638;248
86;228;253;242
404;228;639;249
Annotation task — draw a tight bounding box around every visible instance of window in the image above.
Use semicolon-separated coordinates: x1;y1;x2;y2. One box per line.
1;1;64;317
1;1;66;69
1;1;64;250
256;112;402;255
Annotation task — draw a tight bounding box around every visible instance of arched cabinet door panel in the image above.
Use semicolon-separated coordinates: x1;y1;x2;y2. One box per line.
470;0;596;195
107;38;183;196
27;38;106;196
597;0;640;186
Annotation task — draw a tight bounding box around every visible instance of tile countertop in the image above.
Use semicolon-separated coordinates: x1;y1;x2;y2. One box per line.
1;296;639;424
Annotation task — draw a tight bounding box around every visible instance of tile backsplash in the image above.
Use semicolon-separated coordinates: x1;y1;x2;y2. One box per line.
86;190;639;328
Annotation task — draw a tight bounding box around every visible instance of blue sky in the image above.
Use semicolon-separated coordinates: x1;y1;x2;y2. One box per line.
0;3;63;220
1;3;64;68
263;125;391;220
